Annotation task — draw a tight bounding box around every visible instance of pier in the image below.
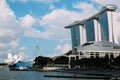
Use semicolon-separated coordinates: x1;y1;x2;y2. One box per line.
44;75;112;79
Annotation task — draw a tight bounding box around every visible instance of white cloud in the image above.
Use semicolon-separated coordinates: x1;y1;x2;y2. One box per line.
33;0;60;4
24;28;54;39
9;39;19;48
0;0;27;62
93;0;120;7
49;4;55;10
10;0;59;4
38;9;81;40
10;0;28;3
10;0;59;14
0;0;22;44
55;43;71;55
24;2;99;41
10;1;99;42
19;46;26;51
0;0;23;39
19;14;36;29
36;3;98;40
72;2;98;17
0;1;15;19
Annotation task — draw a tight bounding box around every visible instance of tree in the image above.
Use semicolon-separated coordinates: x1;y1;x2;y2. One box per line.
103;55;110;68
113;55;120;66
33;56;53;68
54;56;69;64
70;59;76;68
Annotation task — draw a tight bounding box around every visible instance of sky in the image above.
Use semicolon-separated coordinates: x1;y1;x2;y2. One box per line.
0;0;120;62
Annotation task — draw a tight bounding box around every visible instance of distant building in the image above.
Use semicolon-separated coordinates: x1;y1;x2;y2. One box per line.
15;61;33;68
4;53;22;65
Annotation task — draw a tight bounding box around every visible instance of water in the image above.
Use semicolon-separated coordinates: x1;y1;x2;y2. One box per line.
0;68;109;80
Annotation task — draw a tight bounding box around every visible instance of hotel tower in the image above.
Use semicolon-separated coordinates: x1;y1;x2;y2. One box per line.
65;4;120;59
65;4;118;48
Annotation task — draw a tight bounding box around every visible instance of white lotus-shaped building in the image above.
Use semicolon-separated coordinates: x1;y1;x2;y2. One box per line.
4;53;22;65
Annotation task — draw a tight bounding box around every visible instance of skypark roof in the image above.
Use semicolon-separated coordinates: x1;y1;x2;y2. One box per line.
65;4;117;28
64;20;86;28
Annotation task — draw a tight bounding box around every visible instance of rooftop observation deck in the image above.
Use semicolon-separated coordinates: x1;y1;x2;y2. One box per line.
65;4;117;28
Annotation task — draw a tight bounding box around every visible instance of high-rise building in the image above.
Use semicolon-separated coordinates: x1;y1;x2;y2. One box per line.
98;9;117;43
65;4;120;63
85;19;95;42
65;4;118;48
65;21;86;48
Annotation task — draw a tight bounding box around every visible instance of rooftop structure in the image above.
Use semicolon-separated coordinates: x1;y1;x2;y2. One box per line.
65;4;117;28
77;41;120;59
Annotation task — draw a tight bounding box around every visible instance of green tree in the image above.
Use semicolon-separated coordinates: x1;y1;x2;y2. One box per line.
54;56;69;64
113;55;120;66
33;56;53;68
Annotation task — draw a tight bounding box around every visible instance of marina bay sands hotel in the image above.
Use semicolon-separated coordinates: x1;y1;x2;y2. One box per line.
65;4;120;59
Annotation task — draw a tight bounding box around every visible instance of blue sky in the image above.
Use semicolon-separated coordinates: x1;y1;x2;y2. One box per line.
0;0;120;62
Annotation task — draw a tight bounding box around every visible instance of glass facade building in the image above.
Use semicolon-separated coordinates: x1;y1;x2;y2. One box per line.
65;4;119;63
99;12;109;41
85;20;95;42
71;25;80;47
65;4;118;48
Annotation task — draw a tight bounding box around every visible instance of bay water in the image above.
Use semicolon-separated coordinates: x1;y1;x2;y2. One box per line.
0;68;108;80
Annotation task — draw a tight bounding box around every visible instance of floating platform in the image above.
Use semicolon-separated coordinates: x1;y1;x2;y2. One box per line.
44;75;112;79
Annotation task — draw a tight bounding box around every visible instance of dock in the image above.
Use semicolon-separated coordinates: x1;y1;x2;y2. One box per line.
44;75;112;79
